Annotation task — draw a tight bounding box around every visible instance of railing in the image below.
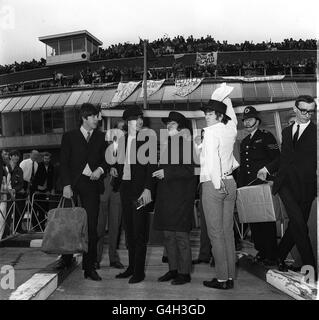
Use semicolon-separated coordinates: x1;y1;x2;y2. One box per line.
0;191;62;242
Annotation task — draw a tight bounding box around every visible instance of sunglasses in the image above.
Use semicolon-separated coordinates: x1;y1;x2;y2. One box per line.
296;106;316;115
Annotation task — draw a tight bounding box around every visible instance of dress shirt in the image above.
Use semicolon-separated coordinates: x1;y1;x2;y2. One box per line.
19;158;38;182
122;135;135;180
292;120;310;140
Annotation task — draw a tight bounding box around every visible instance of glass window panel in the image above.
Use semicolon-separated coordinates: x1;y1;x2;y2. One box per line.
75;90;93;106
47;40;59;56
2;97;21;113
64;108;79;131
59;39;72;54
32;94;50;110
22;112;31;135
52;109;64;133
0;98;12;112
73;37;85;52
54;92;71;108
43;110;53;133
31;110;43;134
2;112;22;136
22;95;40;111
65;91;82;106
12;96;31;112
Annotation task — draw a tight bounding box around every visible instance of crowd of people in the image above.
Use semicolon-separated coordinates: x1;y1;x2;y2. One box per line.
1;88;316;289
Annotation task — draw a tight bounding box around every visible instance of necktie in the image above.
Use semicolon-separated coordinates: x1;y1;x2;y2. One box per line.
86;131;91;142
293;124;300;148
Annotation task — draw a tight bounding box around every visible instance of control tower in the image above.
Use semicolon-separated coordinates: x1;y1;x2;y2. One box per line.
39;30;103;65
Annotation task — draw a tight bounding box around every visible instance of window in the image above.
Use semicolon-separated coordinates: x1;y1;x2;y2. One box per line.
59;39;72;54
31;110;43;134
87;39;93;53
73;37;85;52
22;112;31;135
43;110;53;133
64;108;79;131
2;113;22;136
52;109;64;133
47;40;59;56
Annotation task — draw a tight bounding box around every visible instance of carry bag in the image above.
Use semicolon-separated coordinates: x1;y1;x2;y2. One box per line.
236;182;285;223
42;197;88;254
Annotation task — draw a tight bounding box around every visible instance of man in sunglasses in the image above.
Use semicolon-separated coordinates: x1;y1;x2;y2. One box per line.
258;95;317;274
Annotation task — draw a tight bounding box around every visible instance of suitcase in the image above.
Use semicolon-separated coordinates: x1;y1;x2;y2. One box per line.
236;182;285;223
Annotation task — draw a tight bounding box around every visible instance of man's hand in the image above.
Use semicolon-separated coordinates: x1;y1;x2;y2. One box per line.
63;185;73;199
90;168;103;180
110;167;118;178
194;135;202;146
257;167;268;181
138;188;152;206
152;169;164;180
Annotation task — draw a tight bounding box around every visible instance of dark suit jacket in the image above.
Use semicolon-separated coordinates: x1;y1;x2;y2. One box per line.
33;162;54;191
266;121;317;202
60;128;108;194
114;133;156;199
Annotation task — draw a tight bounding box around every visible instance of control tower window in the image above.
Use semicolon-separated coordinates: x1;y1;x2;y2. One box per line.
73;37;85;53
47;40;59;56
60;39;72;54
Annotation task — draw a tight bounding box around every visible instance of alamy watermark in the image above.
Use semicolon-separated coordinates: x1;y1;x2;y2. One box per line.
1;265;15;290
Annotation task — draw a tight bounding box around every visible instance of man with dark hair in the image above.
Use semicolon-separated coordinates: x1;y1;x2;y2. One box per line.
60;103;108;281
258;95;317;273
32;152;55;231
112;105;155;284
239;106;280;266
7;150;25;233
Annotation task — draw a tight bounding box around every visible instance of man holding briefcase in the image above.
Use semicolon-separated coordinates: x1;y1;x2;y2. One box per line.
60;103;108;281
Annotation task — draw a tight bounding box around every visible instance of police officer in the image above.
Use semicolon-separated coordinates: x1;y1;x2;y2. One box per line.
238;106;280;266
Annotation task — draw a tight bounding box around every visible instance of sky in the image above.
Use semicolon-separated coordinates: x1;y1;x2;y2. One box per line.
0;0;318;65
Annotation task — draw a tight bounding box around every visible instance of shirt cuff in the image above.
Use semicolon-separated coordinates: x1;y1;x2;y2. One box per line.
98;167;104;174
264;166;270;175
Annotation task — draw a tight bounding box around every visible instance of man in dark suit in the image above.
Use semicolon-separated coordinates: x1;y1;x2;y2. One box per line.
258;95;317;273
60;103;108;281
111;106;155;284
32;152;55;231
238;106;280;266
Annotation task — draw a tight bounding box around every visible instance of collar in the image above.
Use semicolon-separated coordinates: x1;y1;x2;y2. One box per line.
294;120;310;129
80;126;93;137
250;128;258;138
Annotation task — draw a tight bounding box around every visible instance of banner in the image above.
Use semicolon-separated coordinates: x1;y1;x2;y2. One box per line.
111;81;141;106
222;75;285;82
196;52;217;66
175;78;203;97
139;79;165;98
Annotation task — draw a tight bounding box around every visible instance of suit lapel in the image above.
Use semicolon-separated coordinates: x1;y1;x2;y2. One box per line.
77;129;88;146
296;121;314;146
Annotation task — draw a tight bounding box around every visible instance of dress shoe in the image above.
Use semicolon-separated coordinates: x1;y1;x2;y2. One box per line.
192;258;210;265
158;270;178;282
115;268;134;279
128;274;145;284
262;259;277;267
253;252;265;264
84;270;102;281
110;261;124;269
203;278;231;290
171;274;191;285
94;262;100;270
162;256;168;263
56;257;76;270
277;260;289;272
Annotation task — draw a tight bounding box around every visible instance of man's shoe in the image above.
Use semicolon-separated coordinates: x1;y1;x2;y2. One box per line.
262;259;277;267
94;262;100;270
203;278;230;290
192;259;210;265
158;270;178;282
227;279;234;289
56;257;75;270
110;261;124;269
253;252;264;264
128;274;145;284
84;270;102;281
277;260;289;272
171;274;191;285
162;256;168;263
115;268;134;279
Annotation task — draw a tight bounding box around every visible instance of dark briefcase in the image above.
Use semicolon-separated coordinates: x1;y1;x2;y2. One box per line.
42;197;88;254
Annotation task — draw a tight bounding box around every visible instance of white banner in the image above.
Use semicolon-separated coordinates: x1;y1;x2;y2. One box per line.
222;75;285;82
175;78;203;97
139;79;165;98
196;52;217;66
111;81;141;105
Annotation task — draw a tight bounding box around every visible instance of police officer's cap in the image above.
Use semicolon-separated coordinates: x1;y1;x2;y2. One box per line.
122;106;143;121
242;106;261;123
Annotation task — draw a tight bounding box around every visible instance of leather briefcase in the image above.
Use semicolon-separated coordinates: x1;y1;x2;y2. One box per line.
42;197;88;254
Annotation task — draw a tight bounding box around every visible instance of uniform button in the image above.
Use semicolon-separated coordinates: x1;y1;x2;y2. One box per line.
248;171;251;174
246;152;248;155
246;165;249;167
246;158;248;161
246;146;249;149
